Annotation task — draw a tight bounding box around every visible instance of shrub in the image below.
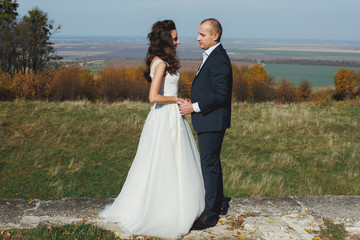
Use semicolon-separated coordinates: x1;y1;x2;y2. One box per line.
80;69;97;100
96;68;120;102
232;65;248;102
296;80;312;102
357;70;360;96
118;65;149;101
96;66;149;102
0;72;16;100
252;76;275;102
334;68;358;99
52;66;84;101
179;70;195;99
276;78;297;103
12;71;54;100
245;64;274;102
310;88;335;106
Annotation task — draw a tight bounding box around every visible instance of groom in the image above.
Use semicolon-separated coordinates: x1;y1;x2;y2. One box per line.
178;18;232;230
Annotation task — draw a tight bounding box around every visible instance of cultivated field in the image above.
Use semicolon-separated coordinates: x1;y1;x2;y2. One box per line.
105;59;254;71
264;64;360;87
1;100;359;200
54;37;360;87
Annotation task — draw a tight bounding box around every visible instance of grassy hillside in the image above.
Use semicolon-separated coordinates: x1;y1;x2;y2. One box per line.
1;100;359;200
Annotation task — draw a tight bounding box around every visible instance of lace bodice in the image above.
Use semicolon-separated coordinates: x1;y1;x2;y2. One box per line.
150;59;179;97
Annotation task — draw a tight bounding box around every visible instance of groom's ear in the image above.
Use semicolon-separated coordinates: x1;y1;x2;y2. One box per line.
213;32;220;42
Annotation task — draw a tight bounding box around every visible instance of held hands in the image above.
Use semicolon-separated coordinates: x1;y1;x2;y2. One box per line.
177;98;194;116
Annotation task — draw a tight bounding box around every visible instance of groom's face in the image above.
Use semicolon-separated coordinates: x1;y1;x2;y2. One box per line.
197;22;218;50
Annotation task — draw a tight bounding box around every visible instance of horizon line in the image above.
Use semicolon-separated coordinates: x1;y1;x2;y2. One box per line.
51;35;360;43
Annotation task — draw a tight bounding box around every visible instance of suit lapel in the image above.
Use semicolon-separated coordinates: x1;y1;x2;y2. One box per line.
192;44;223;85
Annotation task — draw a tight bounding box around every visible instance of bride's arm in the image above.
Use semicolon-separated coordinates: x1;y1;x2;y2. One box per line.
148;61;178;104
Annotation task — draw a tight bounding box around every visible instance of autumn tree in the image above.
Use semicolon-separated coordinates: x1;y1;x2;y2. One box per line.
11;70;54;100
334;68;358;99
357;71;360;95
0;71;15;100
296;79;312;102
118;65;148;101
231;65;248;102
179;70;195;99
245;64;274;102
276;78;297;103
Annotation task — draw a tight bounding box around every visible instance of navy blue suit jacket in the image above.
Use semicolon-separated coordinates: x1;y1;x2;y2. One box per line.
191;44;233;133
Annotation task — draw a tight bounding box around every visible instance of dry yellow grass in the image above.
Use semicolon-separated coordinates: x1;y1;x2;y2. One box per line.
222;101;360;198
0;100;359;199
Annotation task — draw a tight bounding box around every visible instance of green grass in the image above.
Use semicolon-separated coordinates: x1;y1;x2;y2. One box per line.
0;100;148;199
0;222;163;240
222;101;360;197
312;218;349;240
0;222;120;240
1;100;360;200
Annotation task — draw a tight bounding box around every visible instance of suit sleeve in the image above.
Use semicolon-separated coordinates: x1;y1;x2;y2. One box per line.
197;53;232;115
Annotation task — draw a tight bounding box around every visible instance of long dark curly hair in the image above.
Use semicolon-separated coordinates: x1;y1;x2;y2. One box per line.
144;20;180;82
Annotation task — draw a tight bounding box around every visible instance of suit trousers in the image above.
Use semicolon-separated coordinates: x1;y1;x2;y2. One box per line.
197;130;226;217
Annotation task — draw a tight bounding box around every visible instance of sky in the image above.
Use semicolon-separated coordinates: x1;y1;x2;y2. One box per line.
15;0;360;41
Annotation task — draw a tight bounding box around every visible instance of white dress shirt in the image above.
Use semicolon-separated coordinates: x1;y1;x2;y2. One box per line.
192;43;221;113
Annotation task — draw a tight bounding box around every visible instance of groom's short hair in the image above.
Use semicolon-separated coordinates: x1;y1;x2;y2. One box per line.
201;18;222;42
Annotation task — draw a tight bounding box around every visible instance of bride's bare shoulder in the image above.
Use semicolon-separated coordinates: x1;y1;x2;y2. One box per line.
150;57;165;69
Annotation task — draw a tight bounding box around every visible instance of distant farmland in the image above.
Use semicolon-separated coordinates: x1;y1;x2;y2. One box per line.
227;49;360;61
265;64;360;87
54;37;360;87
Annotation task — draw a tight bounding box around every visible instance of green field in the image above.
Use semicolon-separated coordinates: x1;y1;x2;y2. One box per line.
1;100;359;200
228;49;360;61
227;48;360;87
265;64;360;87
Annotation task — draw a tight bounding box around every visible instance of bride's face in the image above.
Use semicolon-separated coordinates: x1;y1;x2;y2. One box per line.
171;30;180;49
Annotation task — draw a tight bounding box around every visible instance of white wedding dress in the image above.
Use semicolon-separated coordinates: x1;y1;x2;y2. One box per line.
99;59;205;239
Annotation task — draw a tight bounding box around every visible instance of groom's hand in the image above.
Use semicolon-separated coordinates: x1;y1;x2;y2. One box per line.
178;98;194;116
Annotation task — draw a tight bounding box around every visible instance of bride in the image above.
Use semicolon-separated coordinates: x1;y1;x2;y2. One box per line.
99;20;205;239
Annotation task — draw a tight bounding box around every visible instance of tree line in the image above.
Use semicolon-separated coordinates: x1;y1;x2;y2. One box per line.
1;64;359;105
0;0;60;77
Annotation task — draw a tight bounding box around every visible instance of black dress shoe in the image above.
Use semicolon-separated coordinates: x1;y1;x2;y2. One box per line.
220;207;228;215
220;197;231;215
191;214;219;230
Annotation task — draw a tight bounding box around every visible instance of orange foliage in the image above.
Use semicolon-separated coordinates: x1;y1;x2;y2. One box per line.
0;63;332;104
334;68;359;99
96;68;122;102
179;70;195;99
247;64;269;83
0;72;15;100
96;66;148;102
53;66;83;101
245;64;274;101
80;69;97;100
232;65;248;102
12;70;54;100
296;80;312;102
118;65;149;101
276;78;297;103
310;88;335;106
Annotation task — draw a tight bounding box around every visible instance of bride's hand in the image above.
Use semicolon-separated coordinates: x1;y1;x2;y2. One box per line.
177;98;185;105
